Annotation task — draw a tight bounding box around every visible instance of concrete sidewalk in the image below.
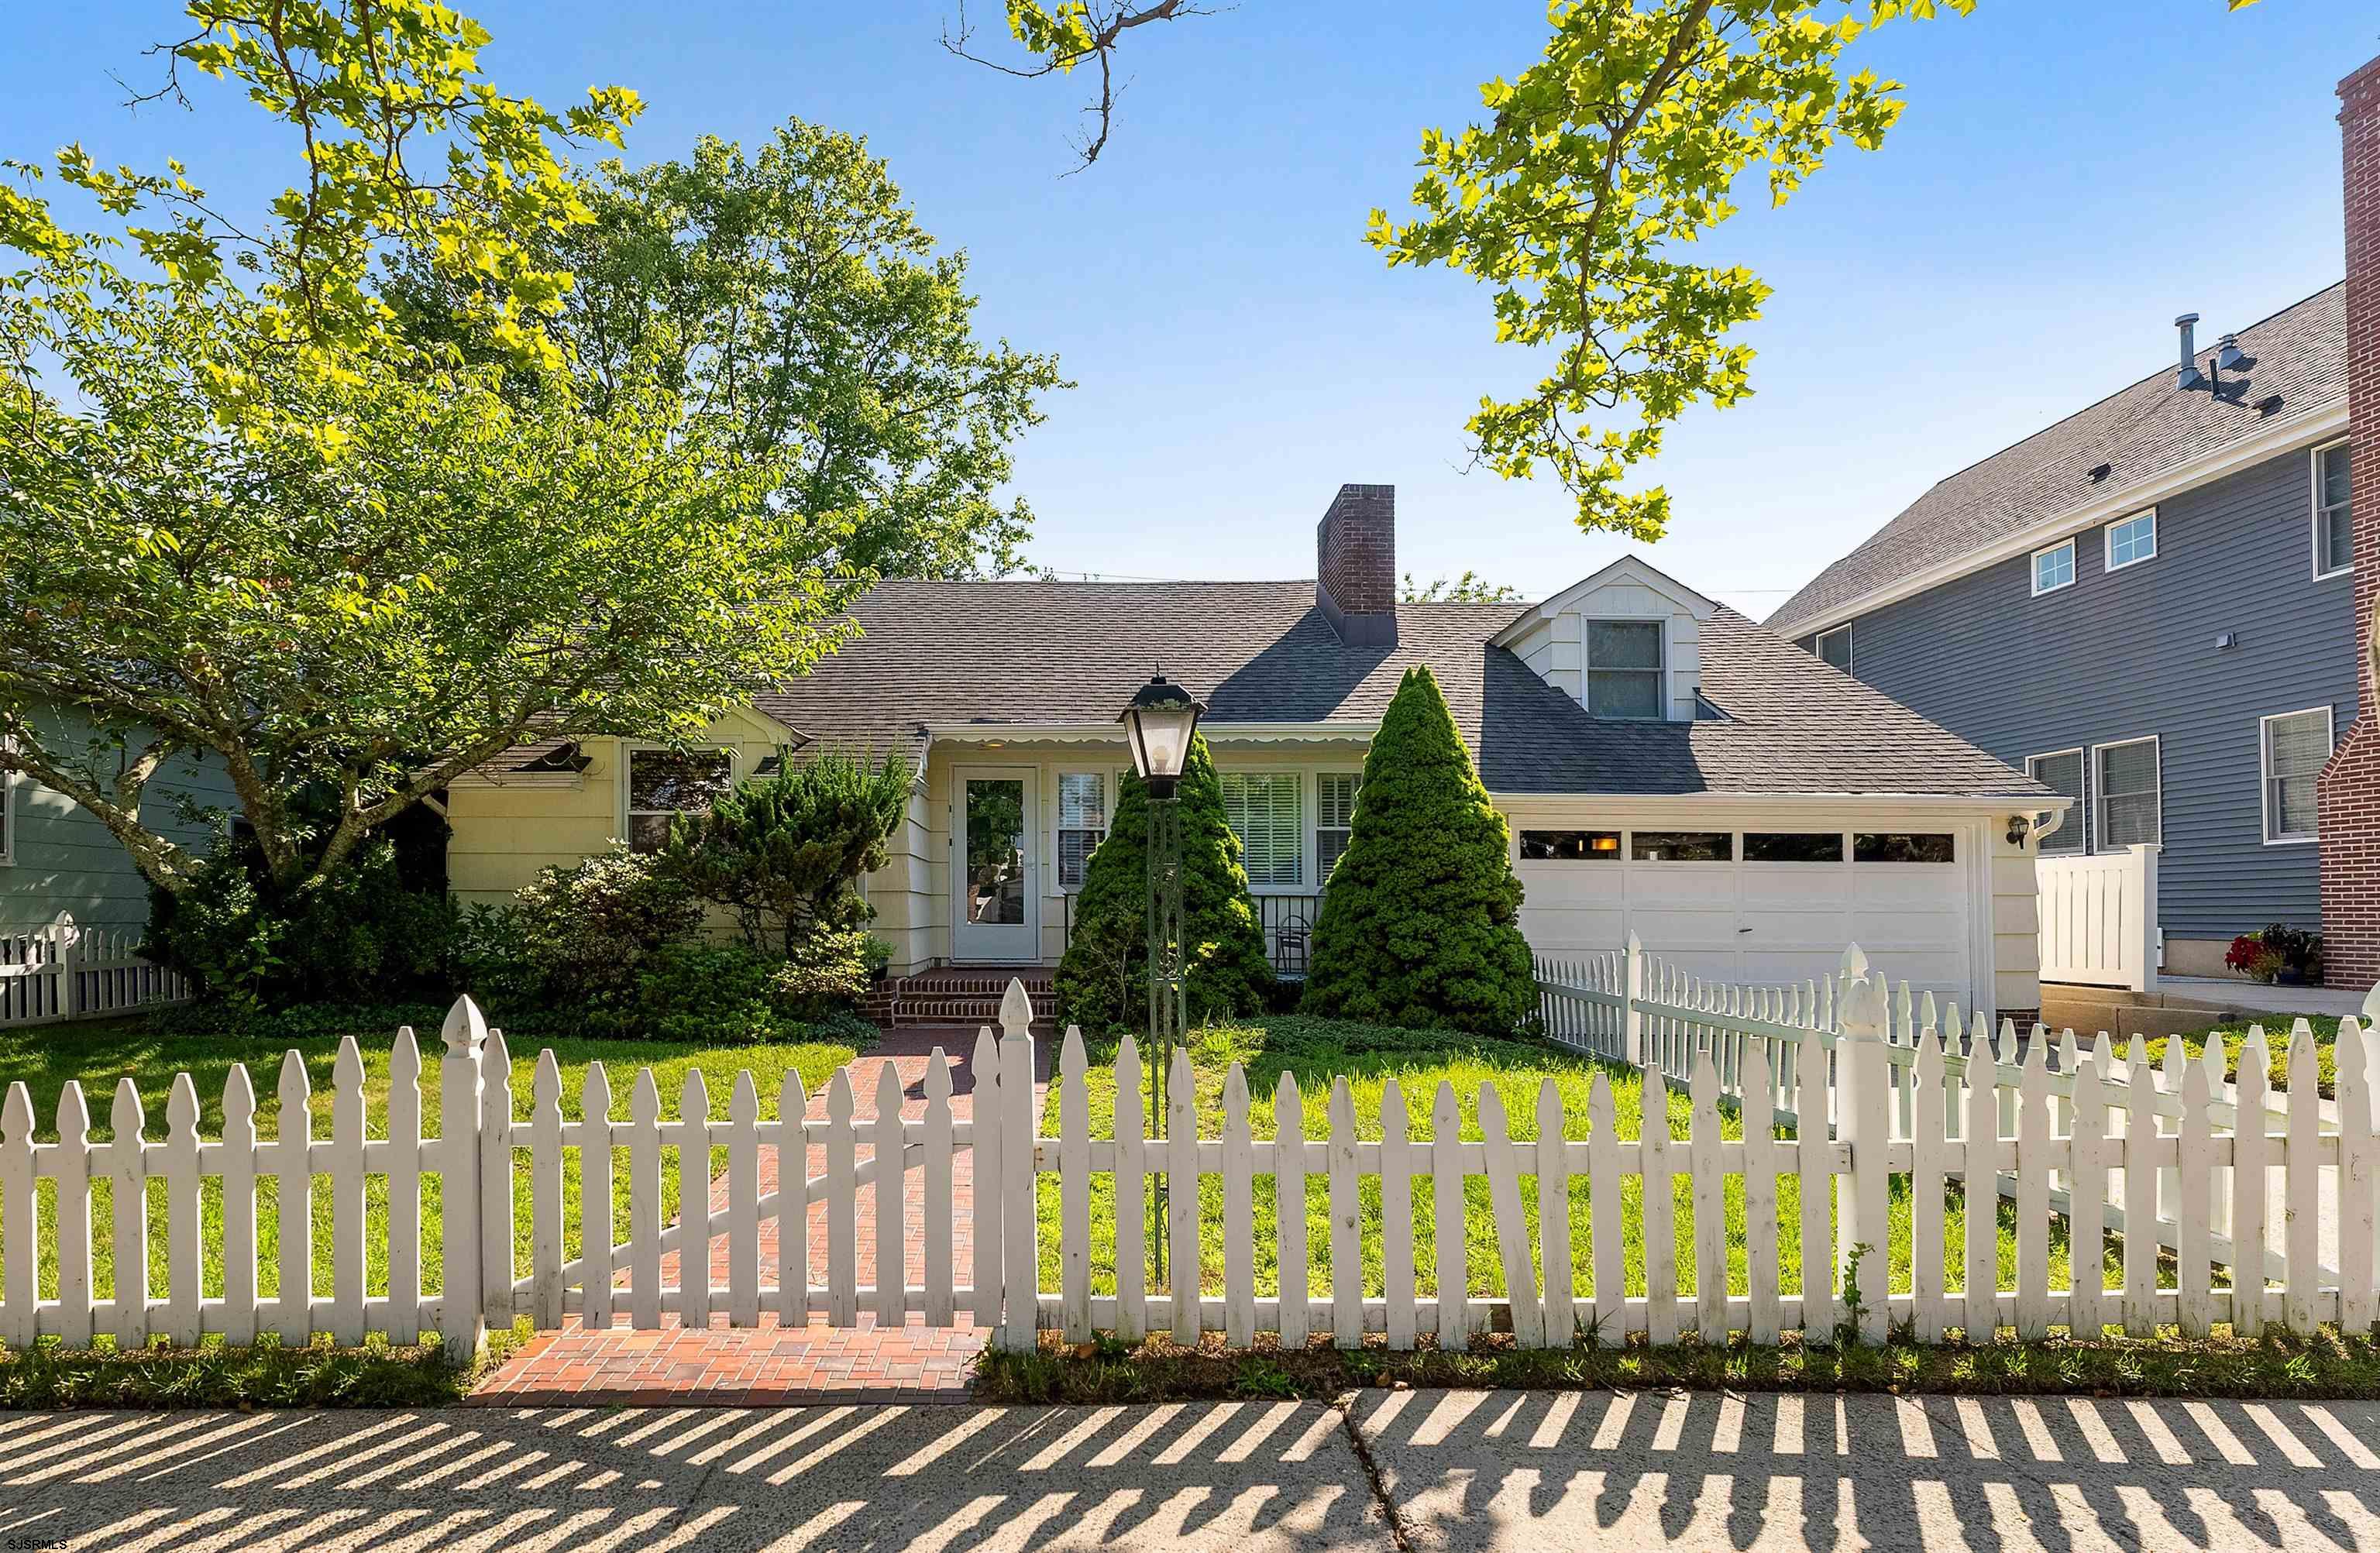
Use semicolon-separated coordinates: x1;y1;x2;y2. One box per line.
7;1390;2380;1551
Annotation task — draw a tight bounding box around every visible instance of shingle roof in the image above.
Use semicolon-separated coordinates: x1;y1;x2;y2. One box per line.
1765;283;2347;634
573;578;2046;800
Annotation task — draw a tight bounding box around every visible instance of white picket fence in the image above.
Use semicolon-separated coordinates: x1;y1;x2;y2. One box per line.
0;924;191;1028
2;957;2378;1355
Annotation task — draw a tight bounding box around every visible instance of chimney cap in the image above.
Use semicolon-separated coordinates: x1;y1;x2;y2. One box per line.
2173;311;2200;327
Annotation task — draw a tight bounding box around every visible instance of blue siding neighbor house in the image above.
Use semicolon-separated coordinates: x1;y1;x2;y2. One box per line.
2;706;235;935
1768;284;2358;979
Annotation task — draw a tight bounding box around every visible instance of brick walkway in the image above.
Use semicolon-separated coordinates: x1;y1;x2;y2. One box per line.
469;1027;1047;1406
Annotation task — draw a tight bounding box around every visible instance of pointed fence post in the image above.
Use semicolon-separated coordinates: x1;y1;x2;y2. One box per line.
1623;933;1644;1067
1834;946;1891;1344
439;995;490;1365
999;977;1041;1352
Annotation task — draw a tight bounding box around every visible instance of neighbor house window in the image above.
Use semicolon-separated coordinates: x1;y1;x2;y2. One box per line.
1814;625;1853;675
1586;620;1665;719
1632;831;1732;861
1855;833;1955;863
2104;510;2157;571
626;747;733;853
1519;830;1622;860
1316;773;1360;881
1056;771;1107;888
2025;749;2086;854
1744;832;1844;863
2262;707;2334;844
2316;440;2354;579
2093;738;2161;848
1221;771;1302;886
2031;538;2076;596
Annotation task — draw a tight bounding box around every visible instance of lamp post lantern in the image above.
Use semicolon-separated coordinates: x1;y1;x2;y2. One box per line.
1119;673;1202;1280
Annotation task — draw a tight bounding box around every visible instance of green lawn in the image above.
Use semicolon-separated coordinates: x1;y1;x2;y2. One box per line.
0;1010;860;1311
2144;1015;2346;1098
1035;1016;2124;1315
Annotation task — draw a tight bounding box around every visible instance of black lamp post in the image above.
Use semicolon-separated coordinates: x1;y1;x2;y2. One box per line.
1119;673;1202;1280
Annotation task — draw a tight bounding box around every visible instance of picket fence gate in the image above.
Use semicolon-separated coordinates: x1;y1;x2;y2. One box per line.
0;925;191;1029
3;952;2378;1355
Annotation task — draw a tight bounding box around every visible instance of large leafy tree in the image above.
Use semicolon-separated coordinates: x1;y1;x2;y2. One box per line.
0;4;1051;903
389;120;1066;578
1301;666;1536;1036
967;0;2258;538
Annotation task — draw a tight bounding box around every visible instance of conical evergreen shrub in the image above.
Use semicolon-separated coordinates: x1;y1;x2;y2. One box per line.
1054;734;1277;1033
1302;665;1536;1034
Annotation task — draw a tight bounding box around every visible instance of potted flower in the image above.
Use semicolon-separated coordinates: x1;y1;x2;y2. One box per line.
2259;923;2321;986
2227;925;2321;986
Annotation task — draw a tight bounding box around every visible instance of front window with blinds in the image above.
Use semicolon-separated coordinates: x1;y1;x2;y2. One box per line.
2317;442;2354;578
1587;620;1664;719
2094;738;2161;848
2263;708;2333;843
1316;773;1359;883
626;748;733;853
1056;771;1107;888
1221;771;1303;886
2026;749;2086;854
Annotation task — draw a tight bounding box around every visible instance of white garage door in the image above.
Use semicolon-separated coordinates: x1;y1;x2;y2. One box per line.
1515;826;1972;1006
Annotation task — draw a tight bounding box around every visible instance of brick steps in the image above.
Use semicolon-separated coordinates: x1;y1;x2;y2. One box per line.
866;967;1058;1031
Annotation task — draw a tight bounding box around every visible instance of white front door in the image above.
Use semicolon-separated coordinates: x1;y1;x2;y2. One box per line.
951;768;1040;963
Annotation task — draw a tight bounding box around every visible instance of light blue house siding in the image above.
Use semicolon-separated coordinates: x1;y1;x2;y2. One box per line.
2;707;236;933
1797;442;2359;947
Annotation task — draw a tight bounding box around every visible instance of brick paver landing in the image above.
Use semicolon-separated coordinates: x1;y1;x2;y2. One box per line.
470;1026;1047;1405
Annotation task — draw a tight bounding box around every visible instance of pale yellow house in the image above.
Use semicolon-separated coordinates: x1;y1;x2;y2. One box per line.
445;485;2068;1024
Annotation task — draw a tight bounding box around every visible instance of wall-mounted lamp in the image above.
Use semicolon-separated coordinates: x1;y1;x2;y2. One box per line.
2005;813;2032;847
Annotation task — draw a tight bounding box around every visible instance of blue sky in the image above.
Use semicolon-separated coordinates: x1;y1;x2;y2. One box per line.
4;3;2372;617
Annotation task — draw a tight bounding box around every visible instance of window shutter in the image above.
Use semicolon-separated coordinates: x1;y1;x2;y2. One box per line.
1056;772;1106;888
1316;773;1359;881
1222;773;1302;886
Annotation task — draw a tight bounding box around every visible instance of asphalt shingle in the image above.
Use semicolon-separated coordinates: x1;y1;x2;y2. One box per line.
1765;283;2347;634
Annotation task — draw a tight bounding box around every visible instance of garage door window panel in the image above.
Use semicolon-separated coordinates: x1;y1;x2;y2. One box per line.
1520;830;1622;860
1743;832;1845;863
1853;833;1955;864
1631;830;1733;862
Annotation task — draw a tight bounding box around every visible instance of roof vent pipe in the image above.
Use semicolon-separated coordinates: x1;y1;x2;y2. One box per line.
2175;312;2206;390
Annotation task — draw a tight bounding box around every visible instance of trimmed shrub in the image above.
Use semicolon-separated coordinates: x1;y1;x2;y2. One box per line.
1300;665;1536;1035
659;749;910;953
1054;735;1276;1033
507;849;703;1026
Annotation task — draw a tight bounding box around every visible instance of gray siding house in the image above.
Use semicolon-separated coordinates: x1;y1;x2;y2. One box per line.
1;706;233;935
1768;285;2358;977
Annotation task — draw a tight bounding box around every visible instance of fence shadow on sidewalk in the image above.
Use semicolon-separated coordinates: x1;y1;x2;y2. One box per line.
9;1387;2380;1551
1354;1385;2380;1552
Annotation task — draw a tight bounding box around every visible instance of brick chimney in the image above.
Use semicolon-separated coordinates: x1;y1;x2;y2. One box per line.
1316;483;1398;646
2317;53;2380;994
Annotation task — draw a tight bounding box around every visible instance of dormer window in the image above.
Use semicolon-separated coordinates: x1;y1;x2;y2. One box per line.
1586;620;1665;719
